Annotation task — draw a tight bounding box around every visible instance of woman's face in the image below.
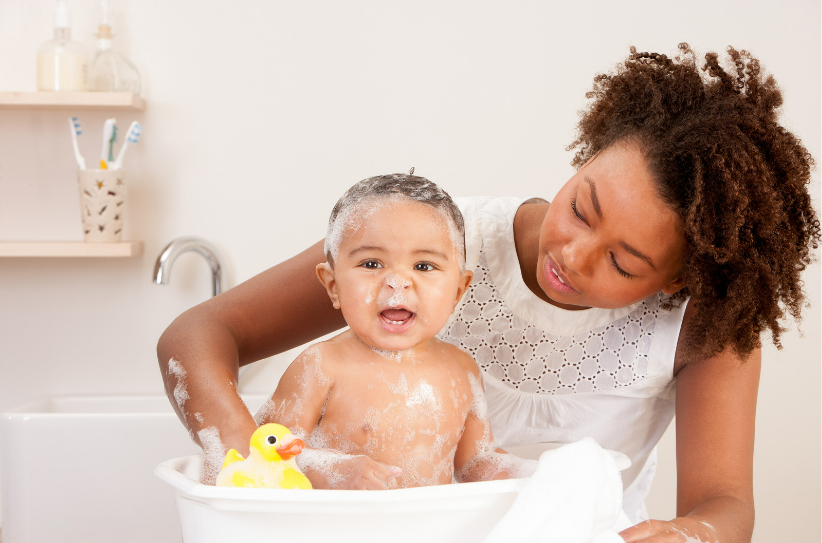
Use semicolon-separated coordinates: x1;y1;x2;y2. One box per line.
537;142;687;310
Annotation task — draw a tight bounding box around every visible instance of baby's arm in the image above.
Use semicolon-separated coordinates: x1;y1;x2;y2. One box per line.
453;360;537;482
257;344;401;490
256;345;332;440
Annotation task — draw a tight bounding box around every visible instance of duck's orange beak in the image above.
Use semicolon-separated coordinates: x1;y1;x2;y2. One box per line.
276;437;305;460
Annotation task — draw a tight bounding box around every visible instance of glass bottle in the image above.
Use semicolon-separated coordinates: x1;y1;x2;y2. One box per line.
37;0;88;91
88;4;140;93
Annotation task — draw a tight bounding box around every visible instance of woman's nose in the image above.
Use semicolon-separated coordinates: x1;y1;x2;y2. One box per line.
562;236;596;277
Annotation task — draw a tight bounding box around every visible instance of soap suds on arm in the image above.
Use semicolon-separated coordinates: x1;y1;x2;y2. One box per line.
167;357;190;416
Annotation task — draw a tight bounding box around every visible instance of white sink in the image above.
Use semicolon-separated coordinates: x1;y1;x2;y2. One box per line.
1;395;265;543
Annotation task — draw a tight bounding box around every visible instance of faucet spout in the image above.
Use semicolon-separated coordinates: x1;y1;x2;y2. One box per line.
153;237;224;297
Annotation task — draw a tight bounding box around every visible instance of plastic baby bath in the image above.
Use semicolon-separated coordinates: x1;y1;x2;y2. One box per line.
155;440;632;543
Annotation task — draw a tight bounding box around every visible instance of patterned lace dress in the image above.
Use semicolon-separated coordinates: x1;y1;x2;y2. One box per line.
438;197;688;522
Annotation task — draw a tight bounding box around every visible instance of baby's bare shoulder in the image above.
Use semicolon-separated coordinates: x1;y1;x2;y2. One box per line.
432;338;481;375
289;331;353;375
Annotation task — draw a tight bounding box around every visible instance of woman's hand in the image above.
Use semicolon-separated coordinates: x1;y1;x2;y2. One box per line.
620;518;717;542
297;449;403;490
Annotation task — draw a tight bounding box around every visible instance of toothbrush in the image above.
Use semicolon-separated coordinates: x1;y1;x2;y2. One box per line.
108;124;118;163
111;121;141;170
100;118;116;169
68;117;86;169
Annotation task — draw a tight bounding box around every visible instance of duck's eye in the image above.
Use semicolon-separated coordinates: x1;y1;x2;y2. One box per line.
266;435;278;445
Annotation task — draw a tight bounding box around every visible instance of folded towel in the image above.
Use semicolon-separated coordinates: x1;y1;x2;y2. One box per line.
484;438;630;543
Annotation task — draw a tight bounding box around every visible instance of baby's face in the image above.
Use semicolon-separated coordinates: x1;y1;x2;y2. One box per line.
318;198;472;353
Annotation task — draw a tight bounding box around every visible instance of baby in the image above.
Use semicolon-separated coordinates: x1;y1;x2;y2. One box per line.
255;173;536;489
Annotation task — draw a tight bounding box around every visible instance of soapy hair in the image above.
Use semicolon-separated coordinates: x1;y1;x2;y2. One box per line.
324;174;466;270
569;43;820;362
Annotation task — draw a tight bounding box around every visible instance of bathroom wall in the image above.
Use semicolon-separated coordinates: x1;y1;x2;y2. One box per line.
0;1;818;540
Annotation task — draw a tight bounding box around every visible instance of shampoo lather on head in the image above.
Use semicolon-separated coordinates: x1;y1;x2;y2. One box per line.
37;0;88;91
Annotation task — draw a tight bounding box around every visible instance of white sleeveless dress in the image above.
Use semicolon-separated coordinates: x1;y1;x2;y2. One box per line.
438;197;688;522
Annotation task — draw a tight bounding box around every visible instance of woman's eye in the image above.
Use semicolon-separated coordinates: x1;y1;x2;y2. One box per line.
571;198;585;222
361;260;383;269
414;262;436;272
610;254;634;279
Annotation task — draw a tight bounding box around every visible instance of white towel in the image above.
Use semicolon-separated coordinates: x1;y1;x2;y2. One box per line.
484;438;631;543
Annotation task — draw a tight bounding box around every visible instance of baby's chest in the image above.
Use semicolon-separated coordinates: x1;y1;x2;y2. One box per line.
325;368;474;440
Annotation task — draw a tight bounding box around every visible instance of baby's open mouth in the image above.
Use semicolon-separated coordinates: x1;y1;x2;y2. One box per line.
378;308;416;333
380;308;414;324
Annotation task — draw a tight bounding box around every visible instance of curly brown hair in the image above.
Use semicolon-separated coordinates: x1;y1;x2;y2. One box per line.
569;43;820;362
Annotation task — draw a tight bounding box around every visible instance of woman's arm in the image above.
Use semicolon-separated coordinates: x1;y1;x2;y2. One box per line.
621;304;760;543
157;240;346;465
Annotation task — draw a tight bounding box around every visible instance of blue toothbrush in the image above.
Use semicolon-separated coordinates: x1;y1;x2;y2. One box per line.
68;117;86;169
112;121;142;170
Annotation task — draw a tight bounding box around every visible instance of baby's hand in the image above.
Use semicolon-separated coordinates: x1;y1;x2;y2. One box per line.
333;455;403;490
297;449;403;490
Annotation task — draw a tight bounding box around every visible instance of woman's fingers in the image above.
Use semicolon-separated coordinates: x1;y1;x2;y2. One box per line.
619;519;710;542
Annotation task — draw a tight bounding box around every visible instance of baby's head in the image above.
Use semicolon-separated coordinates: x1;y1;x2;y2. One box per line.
324;174;466;271
317;174;472;353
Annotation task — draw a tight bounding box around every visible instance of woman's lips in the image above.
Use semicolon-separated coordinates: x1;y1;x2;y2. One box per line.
544;256;578;294
379;308;416;333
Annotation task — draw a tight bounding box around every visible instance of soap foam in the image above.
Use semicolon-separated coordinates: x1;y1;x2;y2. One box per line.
298;368;456;488
371;346;403;362
363;280;380;305
406;379;441;413
254;397;278;426
198;426;226;486
167;358;189;415
325;195;390;263
382;274;411;308
296;445;362;489
671;526;708;543
267;346;332;426
325;190;466;271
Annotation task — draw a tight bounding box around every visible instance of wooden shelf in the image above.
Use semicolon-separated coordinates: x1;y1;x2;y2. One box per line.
0;241;144;257
0;92;145;111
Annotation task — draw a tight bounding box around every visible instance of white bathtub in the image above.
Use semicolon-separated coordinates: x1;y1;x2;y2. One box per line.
155;445;631;543
0;394;267;543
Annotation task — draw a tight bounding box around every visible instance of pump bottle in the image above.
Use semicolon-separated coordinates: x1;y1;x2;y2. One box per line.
37;0;88;91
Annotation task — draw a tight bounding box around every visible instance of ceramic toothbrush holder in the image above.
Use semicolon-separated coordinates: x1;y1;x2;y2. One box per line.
77;168;127;242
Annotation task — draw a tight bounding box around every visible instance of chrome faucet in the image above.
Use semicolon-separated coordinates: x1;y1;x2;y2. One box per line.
153;237;224;297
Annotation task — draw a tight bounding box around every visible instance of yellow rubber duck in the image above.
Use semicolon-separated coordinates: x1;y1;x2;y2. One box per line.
215;423;312;489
